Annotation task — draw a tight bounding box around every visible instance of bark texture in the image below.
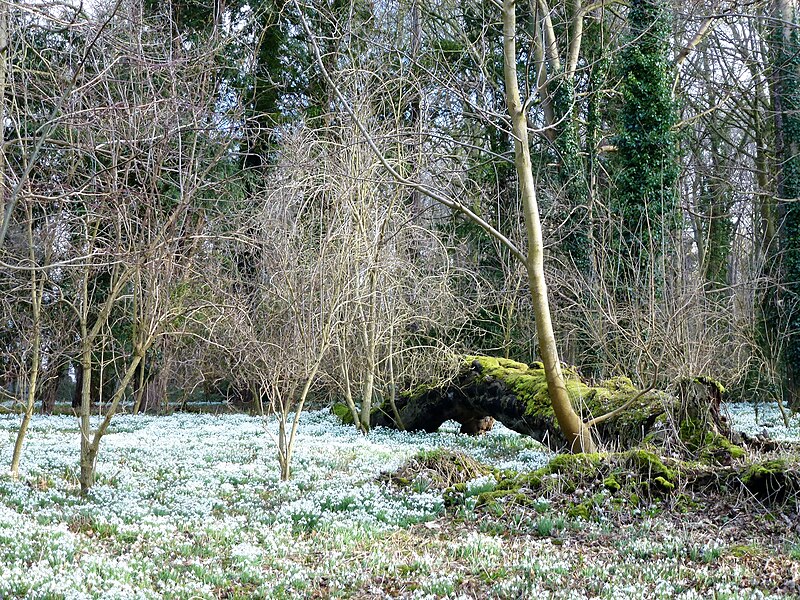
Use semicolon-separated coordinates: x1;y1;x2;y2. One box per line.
502;0;595;452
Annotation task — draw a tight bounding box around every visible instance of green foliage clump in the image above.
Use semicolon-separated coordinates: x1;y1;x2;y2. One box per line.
603;474;621;492
331;403;355;425
679;419;745;463
651;477;675;492
740;459;790;492
727;544;763;558
547;453;604;477
624;450;676;485
459;450;681;515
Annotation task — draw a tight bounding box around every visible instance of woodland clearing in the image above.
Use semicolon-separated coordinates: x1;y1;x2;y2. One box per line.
0;404;797;599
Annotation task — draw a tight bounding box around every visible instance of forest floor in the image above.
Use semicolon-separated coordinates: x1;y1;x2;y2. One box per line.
0;404;798;599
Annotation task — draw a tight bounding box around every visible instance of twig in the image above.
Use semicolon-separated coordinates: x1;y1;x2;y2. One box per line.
584;365;659;428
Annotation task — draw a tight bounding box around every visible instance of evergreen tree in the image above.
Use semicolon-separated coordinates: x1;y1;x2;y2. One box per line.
613;0;679;289
772;0;800;408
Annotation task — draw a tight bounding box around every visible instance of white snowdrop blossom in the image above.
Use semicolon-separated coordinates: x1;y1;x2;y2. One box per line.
726;402;800;442
0;406;794;598
0;409;548;597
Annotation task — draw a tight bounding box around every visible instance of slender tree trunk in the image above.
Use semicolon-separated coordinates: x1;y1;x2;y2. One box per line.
132;356;146;414
72;362;83;409
10;279;41;477
249;382;263;416
40;370;60;415
340;348;362;430
386;324;404;430
408;0;423;217
79;340;93;492
278;416;289;480
698;48;733;297
751;30;781;398
80;350;145;493
772;0;800;408
10;215;45;477
280;357;324;481
359;268;379;431
502;0;595;452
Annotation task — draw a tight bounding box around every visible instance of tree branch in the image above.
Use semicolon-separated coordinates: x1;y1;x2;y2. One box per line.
584;365;659;428
292;1;526;265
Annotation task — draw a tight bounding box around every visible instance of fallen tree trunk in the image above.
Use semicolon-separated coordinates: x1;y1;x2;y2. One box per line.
371;356;741;460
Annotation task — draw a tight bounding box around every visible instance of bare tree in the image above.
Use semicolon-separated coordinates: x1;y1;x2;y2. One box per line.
295;0;598;450
0;0;233;489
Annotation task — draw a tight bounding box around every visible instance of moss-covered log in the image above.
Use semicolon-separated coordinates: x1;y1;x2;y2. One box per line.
371;356;737;457
444;451;800;509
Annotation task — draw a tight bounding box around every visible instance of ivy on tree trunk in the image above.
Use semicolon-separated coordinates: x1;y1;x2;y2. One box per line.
613;0;679;288
773;0;800;409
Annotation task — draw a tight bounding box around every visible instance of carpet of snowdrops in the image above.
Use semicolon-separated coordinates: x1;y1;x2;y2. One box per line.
0;402;797;599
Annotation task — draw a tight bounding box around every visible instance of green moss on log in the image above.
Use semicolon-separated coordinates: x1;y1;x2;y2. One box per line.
460;450;681;509
651;476;675;491
694;375;726;395
399;383;434;404
740;458;795;499
680;419;745;463
381;354;743;458
547;453;604;477
331;402;355;425
741;459;789;482
466;356;557;417
625;449;675;482
442;451;799;513
467;355;649;420
466;355;669;445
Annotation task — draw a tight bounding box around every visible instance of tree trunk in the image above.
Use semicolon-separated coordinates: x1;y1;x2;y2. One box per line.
501;0;595;452
373;356;736;459
79;343;94;492
71;362;112;411
10;247;43;477
613;0;679;286
773;0;800;408
140;376;167;413
132;356;147;414
80;350;145;493
699;45;734;298
10;335;39;478
39;370;61;415
359;268;379;431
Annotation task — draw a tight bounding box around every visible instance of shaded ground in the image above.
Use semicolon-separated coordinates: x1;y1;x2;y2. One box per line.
343;499;800;599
